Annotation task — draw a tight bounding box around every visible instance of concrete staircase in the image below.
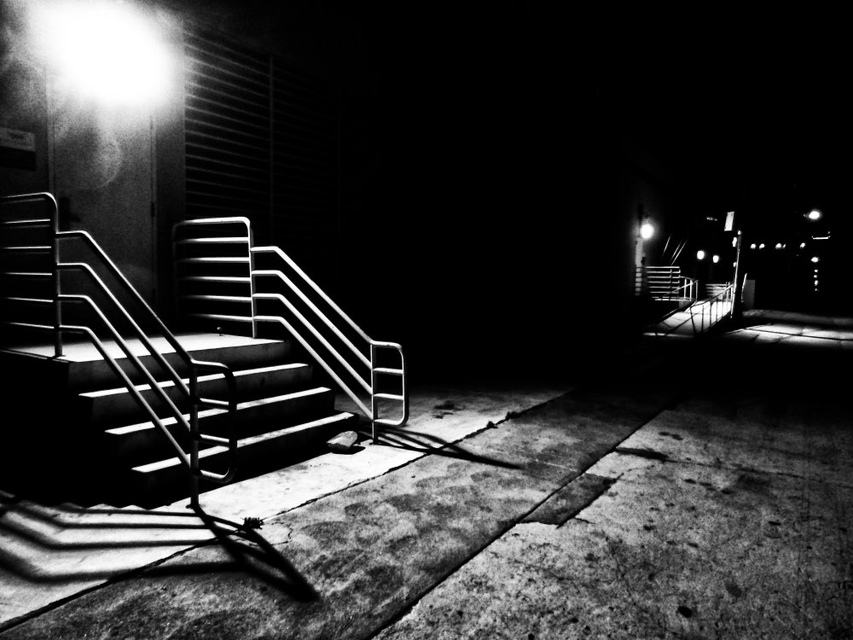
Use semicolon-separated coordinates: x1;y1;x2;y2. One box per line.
0;332;358;508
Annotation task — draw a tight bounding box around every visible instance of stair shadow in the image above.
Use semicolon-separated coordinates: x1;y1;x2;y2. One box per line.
368;425;519;470
0;494;316;602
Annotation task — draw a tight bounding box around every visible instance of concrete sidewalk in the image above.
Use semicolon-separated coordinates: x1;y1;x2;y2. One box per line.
0;379;572;629
1;311;852;639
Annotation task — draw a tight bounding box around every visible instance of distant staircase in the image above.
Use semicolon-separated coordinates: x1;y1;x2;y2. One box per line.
644;281;735;338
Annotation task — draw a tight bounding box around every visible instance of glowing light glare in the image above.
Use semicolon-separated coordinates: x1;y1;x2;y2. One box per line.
640;222;655;240
696;250;706;260
34;0;172;105
811;256;820;263
775;243;783;250
712;254;720;264
807;209;823;221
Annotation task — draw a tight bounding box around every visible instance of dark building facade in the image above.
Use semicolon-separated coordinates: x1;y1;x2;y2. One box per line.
3;1;848;379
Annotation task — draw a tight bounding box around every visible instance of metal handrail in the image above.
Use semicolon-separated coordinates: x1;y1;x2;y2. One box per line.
688;282;735;335
0;192;238;506
251;244;408;440
172;216;408;440
673;276;699;303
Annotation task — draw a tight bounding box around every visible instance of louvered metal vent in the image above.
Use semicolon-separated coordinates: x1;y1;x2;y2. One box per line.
184;30;270;229
183;28;342;279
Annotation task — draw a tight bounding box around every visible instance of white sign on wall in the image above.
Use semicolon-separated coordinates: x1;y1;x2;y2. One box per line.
0;127;37;170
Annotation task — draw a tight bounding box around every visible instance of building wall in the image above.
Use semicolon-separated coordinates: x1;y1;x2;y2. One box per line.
0;2;50;194
1;0;692;380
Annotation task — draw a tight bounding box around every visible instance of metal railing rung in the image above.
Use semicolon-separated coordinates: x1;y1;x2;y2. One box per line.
374;393;405;402
187;312;254;323
178;257;251;264
179;275;251;283
6;296;52;305
0;218;51;227
177;237;249;245
374;367;404;376
0;245;51;252
183;294;252;303
0;271;51;278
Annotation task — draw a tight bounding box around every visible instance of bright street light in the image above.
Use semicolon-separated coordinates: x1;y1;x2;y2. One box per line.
32;0;174;106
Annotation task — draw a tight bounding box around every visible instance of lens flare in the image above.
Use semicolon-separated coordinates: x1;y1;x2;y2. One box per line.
32;0;173;105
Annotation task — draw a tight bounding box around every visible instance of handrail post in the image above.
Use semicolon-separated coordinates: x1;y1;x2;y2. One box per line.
247;223;258;338
52;213;63;358
43;193;64;358
370;343;378;443
189;368;200;509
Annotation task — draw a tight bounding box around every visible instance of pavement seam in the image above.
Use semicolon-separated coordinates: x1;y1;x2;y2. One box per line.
610;449;853;490
363;389;684;639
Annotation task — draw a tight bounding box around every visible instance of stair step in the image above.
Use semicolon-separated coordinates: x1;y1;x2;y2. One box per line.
58;333;293;391
78;362;313;427
102;386;336;465
128;411;358;505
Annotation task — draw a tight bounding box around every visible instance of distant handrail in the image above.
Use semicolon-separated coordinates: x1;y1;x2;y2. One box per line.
688;282;735;335
637;266;698;302
0;192;238;506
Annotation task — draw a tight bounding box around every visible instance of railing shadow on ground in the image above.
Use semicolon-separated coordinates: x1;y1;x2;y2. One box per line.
364;424;520;470
0;492;317;602
159;507;318;602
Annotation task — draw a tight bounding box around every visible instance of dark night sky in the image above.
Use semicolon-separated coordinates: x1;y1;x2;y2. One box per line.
352;5;853;233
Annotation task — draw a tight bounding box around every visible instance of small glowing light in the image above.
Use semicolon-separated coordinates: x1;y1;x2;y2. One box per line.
775;243;783;250
640;222;655;240
750;243;757;250
811;256;820;263
807;209;822;221
759;243;766;250
800;242;807;249
712;254;720;264
696;250;706;260
33;0;173;105
732;238;738;248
